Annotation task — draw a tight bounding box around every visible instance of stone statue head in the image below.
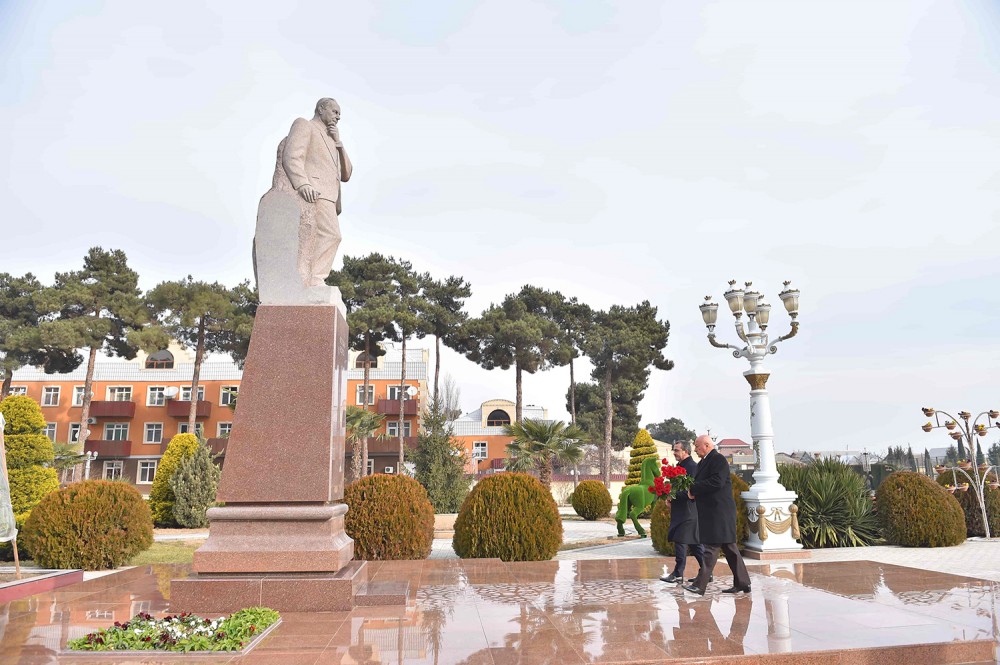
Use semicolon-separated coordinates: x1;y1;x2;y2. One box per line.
314;98;341;127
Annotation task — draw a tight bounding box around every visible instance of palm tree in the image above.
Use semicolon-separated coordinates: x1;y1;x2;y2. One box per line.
346;405;385;481
503;419;587;489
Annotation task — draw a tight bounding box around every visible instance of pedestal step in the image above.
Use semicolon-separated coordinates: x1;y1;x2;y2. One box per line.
355;581;409;606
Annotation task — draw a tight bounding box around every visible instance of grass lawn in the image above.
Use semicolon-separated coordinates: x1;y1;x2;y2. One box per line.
129;540;205;566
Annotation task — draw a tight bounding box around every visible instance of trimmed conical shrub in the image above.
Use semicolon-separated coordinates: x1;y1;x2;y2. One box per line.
148;433;200;526
626;429;658;486
344;474;434;560
877;471;965;547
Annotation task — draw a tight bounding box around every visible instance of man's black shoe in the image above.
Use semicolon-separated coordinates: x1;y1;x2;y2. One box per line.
682;584;705;597
686;575;713;584
721;586;751;594
660;572;682;584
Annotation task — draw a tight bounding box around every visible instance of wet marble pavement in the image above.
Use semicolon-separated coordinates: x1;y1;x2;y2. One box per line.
0;558;996;664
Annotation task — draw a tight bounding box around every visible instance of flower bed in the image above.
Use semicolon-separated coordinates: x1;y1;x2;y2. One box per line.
67;607;279;652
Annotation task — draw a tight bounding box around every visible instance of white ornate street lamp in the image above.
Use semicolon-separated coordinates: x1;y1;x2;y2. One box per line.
699;280;803;554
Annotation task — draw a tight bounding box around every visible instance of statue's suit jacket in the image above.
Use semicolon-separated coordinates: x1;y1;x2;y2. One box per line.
281;118;352;214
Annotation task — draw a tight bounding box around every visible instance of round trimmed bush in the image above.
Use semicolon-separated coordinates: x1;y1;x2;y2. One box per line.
571;480;612;520
21;480;153;570
935;471;1000;537
651;472;750;553
876;471;965;547
344;474;434;560
149;433;201;526
453;473;562;561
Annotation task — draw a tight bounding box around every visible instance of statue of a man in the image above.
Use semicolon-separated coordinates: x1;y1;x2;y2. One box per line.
254;98;354;305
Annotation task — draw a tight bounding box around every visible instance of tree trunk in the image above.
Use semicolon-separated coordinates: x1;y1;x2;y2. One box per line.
351;437;363;484
540;456;552;489
361;332;371;476
78;345;99;447
398;335;407;472
434;334;441;408
1;373;12;399
188;318;206;436
569;357;576;425
515;362;523;423
602;368;613;488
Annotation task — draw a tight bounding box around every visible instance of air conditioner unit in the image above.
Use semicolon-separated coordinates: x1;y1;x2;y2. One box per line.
384;466;395;474
86;417;97;425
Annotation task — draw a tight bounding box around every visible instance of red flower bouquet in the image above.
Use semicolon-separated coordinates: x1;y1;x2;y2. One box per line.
647;459;695;502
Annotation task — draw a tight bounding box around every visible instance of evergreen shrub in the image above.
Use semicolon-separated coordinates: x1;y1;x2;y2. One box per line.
344;474;434;560
935;471;1000;537
148;433;200;526
626;429;658;486
453;473;562;561
571;480;612;520
651;472;749;553
778;460;880;547
412;404;470;512
0;395;59;542
170;443;220;528
876;471;965;547
21;480;153;570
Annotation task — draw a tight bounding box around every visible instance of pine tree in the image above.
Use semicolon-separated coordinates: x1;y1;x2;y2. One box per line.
626;429;658;486
412;402;470;513
169;443;220;528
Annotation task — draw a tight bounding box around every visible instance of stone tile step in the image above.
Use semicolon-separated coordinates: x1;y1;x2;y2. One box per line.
354;580;408;606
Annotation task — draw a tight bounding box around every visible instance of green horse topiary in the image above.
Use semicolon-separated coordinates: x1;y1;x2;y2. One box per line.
616;457;661;537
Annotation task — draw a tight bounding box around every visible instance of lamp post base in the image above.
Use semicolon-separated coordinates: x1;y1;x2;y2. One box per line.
741;490;804;553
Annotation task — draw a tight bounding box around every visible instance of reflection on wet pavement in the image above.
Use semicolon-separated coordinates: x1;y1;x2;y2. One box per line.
0;558;996;664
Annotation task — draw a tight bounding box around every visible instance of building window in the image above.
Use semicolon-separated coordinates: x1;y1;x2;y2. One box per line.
43;423;57;442
69;423;81;442
86;609;115;621
103;461;123;480
387;385;413;401
366;458;374;475
138;461;157;484
42;386;60;407
355;385;375;405
473;441;488;460
144;423;163;444
220;386;239;406
73;386;86;406
486;409;511;427
218;422;233;437
386;421;412;437
180;385;205;402
107;386;133;402
104;423;129;441
8;386;27;396
355;353;376;369
179;422;204;436
145;350;174;369
147;386;166;406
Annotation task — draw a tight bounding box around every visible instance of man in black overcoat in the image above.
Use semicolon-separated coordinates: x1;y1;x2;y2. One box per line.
659;440;705;584
683;435;751;596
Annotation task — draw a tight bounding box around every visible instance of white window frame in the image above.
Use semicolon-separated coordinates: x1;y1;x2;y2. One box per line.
69;423;82;442
366;458;374;475
355;385;375;405
43;423;57;441
104;423;129;441
103;460;123;480
386;421;412;437
147;386;167;407
178;422;204;436
72;385;86;407
8;386;27;396
220;386;239;406
180;385;205;402
42;386;60;407
138;461;157;484
144;423;163;444
473;441;488;460
106;386;133;402
217;422;233;437
387;386;412;401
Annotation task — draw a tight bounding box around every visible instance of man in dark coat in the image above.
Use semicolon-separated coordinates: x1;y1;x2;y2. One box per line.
659;440;705;584
683;435;751;596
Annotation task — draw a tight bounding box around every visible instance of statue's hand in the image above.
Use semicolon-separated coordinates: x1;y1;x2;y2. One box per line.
326;124;342;146
297;184;319;203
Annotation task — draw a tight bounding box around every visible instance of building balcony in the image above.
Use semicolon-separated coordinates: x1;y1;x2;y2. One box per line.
364;436;419;455
84;440;132;457
376;399;418;416
166;400;212;418
162;437;228;457
89;401;136;418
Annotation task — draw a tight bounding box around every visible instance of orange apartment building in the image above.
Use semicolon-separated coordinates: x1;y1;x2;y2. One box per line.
9;343;240;494
450;399;549;475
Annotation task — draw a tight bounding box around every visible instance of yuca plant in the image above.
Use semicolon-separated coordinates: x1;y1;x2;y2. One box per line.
778;459;880;548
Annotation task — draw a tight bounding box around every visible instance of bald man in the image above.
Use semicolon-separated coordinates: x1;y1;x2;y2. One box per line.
682;435;751;597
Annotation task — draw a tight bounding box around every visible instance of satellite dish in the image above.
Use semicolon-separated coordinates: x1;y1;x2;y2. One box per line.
164;387;180;398
405;386;418;398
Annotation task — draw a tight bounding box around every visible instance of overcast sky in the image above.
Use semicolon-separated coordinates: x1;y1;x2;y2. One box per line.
2;1;1000;455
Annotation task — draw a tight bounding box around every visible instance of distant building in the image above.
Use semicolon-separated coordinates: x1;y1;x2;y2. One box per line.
450;399;548;474
716;438;755;471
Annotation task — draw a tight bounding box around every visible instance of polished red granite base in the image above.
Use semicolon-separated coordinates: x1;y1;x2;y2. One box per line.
0;558;996;664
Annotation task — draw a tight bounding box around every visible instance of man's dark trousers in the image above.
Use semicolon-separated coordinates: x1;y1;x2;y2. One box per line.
674;542;704;577
694;542;750;592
